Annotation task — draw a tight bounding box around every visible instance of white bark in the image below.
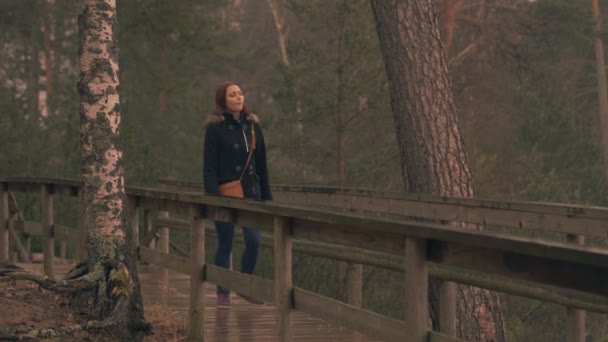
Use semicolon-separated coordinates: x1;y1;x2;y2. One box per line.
78;0;126;250
266;0;290;66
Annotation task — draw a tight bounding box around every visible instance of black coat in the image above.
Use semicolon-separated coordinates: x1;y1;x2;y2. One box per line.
203;112;272;201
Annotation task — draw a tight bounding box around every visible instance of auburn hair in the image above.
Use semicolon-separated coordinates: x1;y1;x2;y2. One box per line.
212;81;251;117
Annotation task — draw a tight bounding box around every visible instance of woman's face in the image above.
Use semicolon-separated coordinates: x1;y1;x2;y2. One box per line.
225;84;244;114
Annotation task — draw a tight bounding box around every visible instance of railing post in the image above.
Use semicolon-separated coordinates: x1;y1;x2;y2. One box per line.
26;236;31;259
8;217;16;264
440;281;457;336
9;240;17;264
157;210;170;306
9;214;17;263
346;264;363;307
566;234;585;342
127;196;139;250
77;189;88;261
146;210;164;248
7;192;28;263
9;250;17;264
405;237;428;342
143;210;151;249
0;182;8;263
274;216;293;341
158;212;169;253
189;204;206;342
59;241;67;264
41;184;55;279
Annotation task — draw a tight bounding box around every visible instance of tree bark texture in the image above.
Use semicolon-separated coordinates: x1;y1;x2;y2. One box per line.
78;0;147;339
43;3;54;116
370;1;505;341
159;38;168;113
592;0;608;185
438;0;464;53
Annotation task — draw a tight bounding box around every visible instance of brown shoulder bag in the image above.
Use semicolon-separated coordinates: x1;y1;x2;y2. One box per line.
218;124;256;198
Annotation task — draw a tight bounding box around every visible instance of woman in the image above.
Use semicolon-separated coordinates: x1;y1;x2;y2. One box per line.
203;81;272;306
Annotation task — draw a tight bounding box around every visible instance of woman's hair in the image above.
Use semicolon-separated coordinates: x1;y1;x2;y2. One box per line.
212;81;251;117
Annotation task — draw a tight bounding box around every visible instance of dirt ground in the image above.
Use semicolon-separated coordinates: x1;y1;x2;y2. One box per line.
0;280;188;341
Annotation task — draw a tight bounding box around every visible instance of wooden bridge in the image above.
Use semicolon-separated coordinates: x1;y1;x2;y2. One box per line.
1;177;608;342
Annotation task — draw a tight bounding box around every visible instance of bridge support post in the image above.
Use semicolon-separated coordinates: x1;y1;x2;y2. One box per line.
59;241;66;264
566;234;586;342
143;210;151;249
127;196;139;250
275;216;293;341
41;184;55;279
157;210;170;306
9;235;17;264
404;237;428;342
440;281;457;336
189;204;206;342
0;183;8;263
346;263;363;307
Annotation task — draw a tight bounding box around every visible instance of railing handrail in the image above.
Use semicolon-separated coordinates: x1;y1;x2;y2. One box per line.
153;179;608;240
4;177;608;283
156;177;608;219
4;178;603;260
6;176;608;219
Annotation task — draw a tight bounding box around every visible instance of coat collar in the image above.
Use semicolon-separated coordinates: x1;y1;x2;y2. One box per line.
206;112;259;127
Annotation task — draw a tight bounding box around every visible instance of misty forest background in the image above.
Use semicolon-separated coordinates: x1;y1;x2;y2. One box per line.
2;0;608;341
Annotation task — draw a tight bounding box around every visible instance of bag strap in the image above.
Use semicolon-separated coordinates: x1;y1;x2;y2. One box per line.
238;124;256;182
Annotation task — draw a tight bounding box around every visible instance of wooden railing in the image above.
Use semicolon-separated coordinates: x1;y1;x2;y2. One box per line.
1;177;608;342
159;178;608;341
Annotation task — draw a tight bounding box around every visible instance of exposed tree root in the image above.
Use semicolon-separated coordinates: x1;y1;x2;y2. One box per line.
0;269;97;293
0;320;116;340
0;262;151;340
64;260;90;280
0;263;25;276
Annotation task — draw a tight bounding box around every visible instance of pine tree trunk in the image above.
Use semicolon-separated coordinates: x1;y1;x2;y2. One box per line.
370;1;505;341
43;4;54;116
77;0;147;339
438;0;464;53
159;38;168;113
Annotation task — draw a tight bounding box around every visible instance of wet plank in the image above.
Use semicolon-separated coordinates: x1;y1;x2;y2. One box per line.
20;262;381;342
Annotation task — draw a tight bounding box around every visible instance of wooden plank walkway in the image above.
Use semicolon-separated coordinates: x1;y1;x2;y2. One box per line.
20;262;381;342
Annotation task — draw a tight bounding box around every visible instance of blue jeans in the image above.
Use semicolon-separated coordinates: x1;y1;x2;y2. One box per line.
214;221;261;293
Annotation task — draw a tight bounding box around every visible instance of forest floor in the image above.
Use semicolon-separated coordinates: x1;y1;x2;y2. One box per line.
0;280;188;341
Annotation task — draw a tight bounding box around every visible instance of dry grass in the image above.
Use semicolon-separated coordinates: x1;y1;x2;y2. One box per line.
144;304;189;341
0;280;191;341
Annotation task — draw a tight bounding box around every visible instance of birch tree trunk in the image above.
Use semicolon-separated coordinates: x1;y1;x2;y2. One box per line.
370;0;505;340
592;0;608;184
266;0;290;66
78;0;148;339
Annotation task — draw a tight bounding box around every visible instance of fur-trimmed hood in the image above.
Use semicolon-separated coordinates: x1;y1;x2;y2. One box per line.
205;112;259;127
